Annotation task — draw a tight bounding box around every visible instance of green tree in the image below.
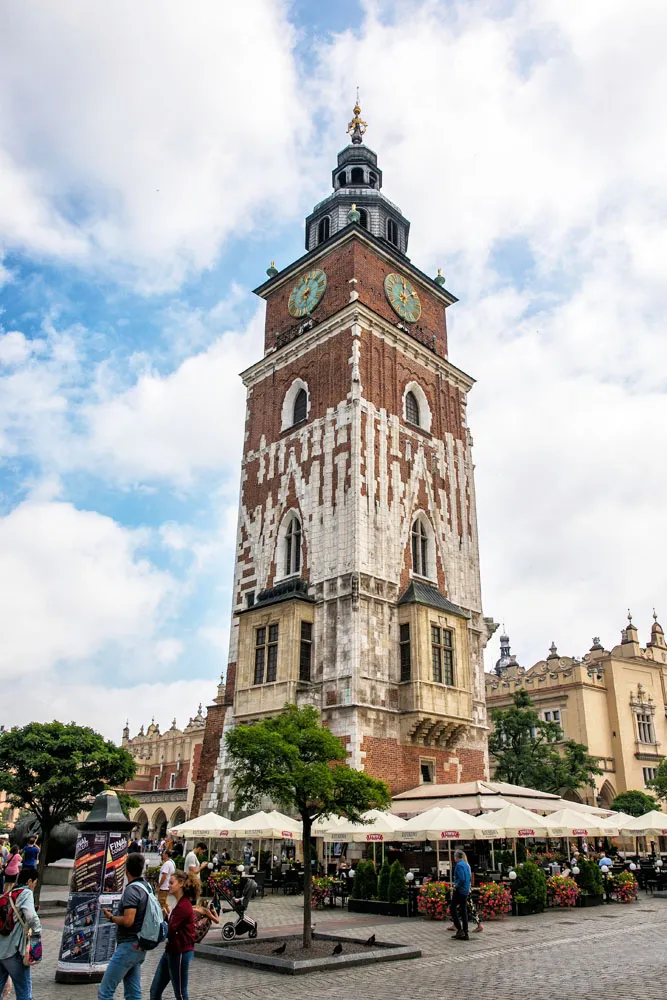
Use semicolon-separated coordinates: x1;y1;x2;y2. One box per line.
0;722;136;901
647;759;667;801
387;860;407;903
377;858;391;901
489;690;602;795
611;789;658;817
117;791;140;819
225;704;390;948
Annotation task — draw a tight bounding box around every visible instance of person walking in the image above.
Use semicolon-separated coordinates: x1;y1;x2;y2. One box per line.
20;838;39;878
157;850;176;913
183;843;206;877
450;849;471;941
98;853;150;1000
150;870;198;1000
0;869;42;1000
3;849;21;889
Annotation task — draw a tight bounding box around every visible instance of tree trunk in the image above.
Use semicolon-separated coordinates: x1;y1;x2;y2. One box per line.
302;815;313;949
34;825;51;906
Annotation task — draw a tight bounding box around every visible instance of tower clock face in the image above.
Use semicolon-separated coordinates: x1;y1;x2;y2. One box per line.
288;268;327;318
384;273;422;323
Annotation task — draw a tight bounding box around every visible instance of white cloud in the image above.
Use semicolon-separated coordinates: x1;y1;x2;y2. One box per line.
0;499;175;675
79;309;264;486
0;331;35;366
0;0;302;290
5;677;215;742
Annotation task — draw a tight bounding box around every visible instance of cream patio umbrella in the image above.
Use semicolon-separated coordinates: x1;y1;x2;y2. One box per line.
404;805;502;876
168;811;237;862
483;801;552;867
541;807;620;860
312;815;349;869
329;810;411;864
230;810;302;871
168;812;236;837
619;810;667;859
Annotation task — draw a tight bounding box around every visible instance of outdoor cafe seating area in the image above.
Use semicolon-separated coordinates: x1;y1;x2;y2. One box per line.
167;794;667;912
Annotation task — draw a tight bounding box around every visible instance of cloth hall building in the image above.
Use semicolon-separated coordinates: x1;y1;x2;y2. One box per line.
193;106;496;814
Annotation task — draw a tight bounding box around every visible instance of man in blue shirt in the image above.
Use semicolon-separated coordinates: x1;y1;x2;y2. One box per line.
21;837;40;874
451;849;471;940
598;854;613;869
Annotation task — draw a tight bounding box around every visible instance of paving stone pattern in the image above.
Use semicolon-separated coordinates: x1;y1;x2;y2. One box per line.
31;893;667;999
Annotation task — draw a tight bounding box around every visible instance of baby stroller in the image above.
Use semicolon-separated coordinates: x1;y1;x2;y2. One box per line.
219;870;258;941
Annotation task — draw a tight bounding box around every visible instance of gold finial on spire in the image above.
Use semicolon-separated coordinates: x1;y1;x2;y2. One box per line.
347;89;367;144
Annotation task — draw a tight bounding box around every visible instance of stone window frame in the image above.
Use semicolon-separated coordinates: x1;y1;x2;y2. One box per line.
169;773;176;790
430;623;455;686
153;775;159;791
281;378;310;431
419;757;436;784
253;622;279;685
274;509;303;583
410;511;437;584
402;381;432;433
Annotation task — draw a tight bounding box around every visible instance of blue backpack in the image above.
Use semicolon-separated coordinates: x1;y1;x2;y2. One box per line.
134;881;167;950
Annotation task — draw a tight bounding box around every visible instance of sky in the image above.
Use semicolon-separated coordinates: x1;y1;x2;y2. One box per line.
1;0;666;739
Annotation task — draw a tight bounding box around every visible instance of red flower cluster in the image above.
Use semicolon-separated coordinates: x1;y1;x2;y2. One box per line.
611;871;638;903
311;876;335;909
546;875;580;908
417;880;450;920
477;881;512;919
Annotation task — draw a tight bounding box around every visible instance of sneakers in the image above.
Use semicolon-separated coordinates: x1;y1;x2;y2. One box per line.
451;931;469;940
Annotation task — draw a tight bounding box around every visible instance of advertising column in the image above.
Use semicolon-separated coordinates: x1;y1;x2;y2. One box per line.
55;791;134;985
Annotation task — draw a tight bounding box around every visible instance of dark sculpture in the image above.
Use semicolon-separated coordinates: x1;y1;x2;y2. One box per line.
11;814;78;862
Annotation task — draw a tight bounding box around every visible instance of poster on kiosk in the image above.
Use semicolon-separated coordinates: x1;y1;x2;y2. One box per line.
55;791;133;985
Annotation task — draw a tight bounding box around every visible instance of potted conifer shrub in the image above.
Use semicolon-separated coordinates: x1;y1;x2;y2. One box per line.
348;858;409;916
511;860;547;916
575;858;604;907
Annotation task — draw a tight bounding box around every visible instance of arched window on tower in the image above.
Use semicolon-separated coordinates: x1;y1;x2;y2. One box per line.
285;516;302;576
358;208;368;229
293;388;307;425
369;172;377;187
411;519;429;578
337;172;347;187
405;391;420;427
350;166;364;184
387;219;399;246
317;216;330;244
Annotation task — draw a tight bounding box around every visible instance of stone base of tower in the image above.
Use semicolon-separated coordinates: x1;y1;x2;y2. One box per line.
359;735;486;795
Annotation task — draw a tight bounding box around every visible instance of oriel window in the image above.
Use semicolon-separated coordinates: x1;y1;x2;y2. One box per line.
266;623;279;682
399;623;411;682
431;625;454;685
299;621;313;682
411;519;428;577
285;516;301;576
254;626;266;685
254;624;279;684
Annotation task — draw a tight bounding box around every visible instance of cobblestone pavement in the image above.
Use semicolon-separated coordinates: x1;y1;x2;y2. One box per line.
29;893;667;999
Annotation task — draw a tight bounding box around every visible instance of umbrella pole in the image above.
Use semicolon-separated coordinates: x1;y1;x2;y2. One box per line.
491;840;495;871
448;839;452;881
436;838;440;877
513;839;517;868
373;842;376;867
258;837;262;872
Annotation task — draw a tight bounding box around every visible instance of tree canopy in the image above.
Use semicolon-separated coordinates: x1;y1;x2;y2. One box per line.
489;690;602;795
646;759;667;802
0;721;136;898
611;789;658;817
225;704;390;947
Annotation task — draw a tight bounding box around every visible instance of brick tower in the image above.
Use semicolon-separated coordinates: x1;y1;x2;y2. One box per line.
201;104;494;811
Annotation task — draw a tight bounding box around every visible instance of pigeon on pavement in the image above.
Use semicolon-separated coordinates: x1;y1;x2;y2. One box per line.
332;941;343;955
272;942;287;955
365;934;376;946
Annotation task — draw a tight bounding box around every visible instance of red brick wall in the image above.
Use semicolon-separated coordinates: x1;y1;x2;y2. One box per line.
264;237;448;356
190;702;228;818
360;735;485;794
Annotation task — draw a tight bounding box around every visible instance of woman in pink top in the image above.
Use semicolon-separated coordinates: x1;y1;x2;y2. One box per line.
3;847;21;887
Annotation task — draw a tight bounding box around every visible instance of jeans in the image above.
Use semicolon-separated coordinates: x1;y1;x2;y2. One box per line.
451;889;469;935
150;950;193;1000
98;941;146;1000
0;952;32;1000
